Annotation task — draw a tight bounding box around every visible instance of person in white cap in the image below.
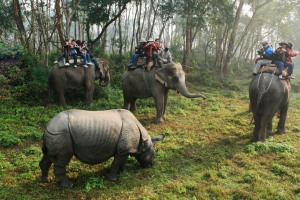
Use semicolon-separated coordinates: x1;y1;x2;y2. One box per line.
252;41;273;76
158;44;172;65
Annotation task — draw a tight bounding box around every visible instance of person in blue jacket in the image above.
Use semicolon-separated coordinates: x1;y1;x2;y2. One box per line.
252;41;273;76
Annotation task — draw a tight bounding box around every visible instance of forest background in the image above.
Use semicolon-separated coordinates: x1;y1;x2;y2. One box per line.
1;0;300;199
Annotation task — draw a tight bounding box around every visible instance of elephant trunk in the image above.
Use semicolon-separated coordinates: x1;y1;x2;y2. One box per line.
99;72;110;87
176;83;207;99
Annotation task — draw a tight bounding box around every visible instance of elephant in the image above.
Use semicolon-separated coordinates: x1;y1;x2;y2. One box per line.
47;58;110;106
122;62;207;123
39;109;165;188
249;73;291;142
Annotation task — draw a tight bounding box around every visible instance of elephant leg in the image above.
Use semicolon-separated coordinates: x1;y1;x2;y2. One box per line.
162;91;169;120
129;98;137;112
46;86;53;105
85;88;94;106
251;115;260;142
53;152;73;188
106;155;129;182
258;112;274;141
39;154;52;183
277;103;288;134
123;95;131;110
154;95;165;123
56;89;66;105
267;121;273;137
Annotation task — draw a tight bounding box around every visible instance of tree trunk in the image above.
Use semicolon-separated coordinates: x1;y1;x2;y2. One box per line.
222;0;244;75
183;10;192;71
131;0;139;53
13;0;29;50
55;0;64;45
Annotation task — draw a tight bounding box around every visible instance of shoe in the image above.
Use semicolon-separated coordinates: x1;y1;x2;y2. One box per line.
74;65;77;68
65;63;70;66
83;65;88;68
54;61;58;64
288;74;295;79
279;75;283;79
87;62;93;65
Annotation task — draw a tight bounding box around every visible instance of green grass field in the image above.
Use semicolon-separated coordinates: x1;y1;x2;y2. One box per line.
0;76;300;199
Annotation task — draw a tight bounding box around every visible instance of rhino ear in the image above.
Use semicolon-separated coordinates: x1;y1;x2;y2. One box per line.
136;122;152;152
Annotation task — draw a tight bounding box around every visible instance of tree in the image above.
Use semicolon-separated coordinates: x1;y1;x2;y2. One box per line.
80;0;131;46
0;0;15;37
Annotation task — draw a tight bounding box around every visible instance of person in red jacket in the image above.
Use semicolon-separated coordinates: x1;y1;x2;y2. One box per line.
286;42;299;79
143;38;161;69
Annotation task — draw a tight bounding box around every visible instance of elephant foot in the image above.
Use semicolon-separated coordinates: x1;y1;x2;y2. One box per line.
155;117;164;124
40;176;51;183
250;137;258;143
267;130;273;137
129;108;136;113
59;178;73;188
105;173;118;182
276;130;286;134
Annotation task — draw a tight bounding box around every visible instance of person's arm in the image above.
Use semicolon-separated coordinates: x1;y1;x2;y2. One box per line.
289;50;298;57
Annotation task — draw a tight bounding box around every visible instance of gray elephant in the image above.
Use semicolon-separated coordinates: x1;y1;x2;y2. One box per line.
249;73;291;142
47;58;110;106
39;109;164;188
122;62;207;123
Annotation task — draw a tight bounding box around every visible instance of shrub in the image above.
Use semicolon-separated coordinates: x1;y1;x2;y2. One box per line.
108;53;128;86
84;177;106;193
0;39;24;59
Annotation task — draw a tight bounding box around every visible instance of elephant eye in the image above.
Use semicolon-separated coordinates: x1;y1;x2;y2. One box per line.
172;76;179;83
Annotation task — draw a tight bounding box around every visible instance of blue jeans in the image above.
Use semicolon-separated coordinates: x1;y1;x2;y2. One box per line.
77;52;87;64
273;60;284;75
57;53;69;62
86;53;91;63
70;53;77;64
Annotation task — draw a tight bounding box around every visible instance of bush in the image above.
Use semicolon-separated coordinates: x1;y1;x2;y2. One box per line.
0;39;23;59
108;54;129;86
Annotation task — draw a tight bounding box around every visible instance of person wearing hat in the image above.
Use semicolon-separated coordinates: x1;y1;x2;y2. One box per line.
158;44;172;65
272;41;290;79
252;41;273;76
143;38;161;69
286;42;298;79
128;38;147;68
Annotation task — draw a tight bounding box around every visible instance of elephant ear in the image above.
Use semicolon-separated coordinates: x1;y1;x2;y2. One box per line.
154;67;169;87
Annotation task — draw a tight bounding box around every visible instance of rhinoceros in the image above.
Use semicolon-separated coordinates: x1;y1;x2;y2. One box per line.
39;109;164;188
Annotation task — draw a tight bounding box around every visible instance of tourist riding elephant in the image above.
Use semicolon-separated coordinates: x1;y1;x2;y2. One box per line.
122;62;207;123
47;58;110;106
249;73;291;142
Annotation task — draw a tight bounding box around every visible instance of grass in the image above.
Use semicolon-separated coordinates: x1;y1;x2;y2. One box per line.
1;74;300;199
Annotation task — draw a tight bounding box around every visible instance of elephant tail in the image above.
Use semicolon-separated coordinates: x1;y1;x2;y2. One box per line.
253;75;268;119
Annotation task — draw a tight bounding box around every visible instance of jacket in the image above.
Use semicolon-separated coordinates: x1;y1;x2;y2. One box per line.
286;48;297;63
262;45;273;59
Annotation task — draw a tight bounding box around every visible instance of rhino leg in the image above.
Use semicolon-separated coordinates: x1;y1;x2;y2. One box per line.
105;155;128;182
53;153;73;188
39;155;52;182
